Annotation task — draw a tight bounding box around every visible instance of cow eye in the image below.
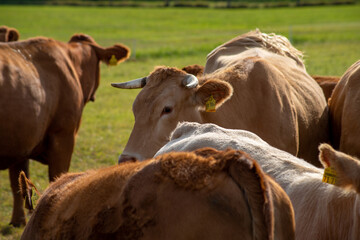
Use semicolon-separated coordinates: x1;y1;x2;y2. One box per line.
161;106;173;116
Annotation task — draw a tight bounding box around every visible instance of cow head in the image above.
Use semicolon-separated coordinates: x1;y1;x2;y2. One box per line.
112;66;233;162
68;34;130;103
0;26;20;42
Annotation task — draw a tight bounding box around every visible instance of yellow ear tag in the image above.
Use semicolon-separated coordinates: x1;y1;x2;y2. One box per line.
322;166;337;185
109;55;118;66
206;95;216;112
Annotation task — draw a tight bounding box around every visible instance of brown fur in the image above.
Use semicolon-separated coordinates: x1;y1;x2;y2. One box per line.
21;148;295;240
0;25;19;42
329;60;360;159
184;63;338;102
147;66;188;87
0;34;130;226
69;34;130;66
311;75;340;101
18;171;39;211
182;64;204;77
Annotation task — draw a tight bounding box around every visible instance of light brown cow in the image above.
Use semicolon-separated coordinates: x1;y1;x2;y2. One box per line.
0;34;130;226
20;148;295;240
329;60;360;158
112;30;329;166
0;25;19;42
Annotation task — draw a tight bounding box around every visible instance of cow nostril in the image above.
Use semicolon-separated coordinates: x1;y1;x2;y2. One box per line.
118;154;138;164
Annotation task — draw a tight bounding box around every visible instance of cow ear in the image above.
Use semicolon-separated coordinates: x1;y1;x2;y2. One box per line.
92;44;131;66
194;79;233;110
7;28;19;42
69;34;95;44
182;64;204;77
319;144;360;193
0;26;19;42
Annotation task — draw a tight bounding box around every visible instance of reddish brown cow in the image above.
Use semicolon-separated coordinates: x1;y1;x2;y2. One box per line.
181;64;204;77
0;25;20;42
311;75;339;102
21;148;295;240
329;60;360;158
0;34;130;226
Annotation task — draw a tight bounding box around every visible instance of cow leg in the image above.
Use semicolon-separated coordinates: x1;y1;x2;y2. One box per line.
47;133;75;182
9;159;29;227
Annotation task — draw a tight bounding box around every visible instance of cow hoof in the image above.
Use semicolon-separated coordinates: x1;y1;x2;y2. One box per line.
9;218;26;228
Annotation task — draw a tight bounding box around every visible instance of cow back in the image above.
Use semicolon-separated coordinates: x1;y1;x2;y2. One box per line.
21;148;294;240
202;51;328;166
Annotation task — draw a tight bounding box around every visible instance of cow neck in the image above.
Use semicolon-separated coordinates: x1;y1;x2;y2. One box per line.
67;42;99;104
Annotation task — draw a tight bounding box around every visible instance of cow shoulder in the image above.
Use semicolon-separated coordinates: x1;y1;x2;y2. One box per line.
223;148;275;240
266;177;295;240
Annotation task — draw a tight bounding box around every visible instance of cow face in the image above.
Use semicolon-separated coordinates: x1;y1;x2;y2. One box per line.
68;34;130;103
112;66;233;162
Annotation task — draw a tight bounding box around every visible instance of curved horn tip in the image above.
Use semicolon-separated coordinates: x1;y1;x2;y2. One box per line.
183;74;199;89
111;83;124;88
111;77;147;89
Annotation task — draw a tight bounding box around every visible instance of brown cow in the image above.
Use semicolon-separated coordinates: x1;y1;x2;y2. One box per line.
0;25;20;42
329;60;360;158
311;75;339;102
0;34;130;226
112;30;329;166
20;148;295;240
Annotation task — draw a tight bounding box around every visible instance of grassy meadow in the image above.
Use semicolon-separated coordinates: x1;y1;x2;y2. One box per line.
0;4;359;239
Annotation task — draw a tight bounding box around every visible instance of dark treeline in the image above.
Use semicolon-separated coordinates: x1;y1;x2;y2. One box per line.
0;0;357;7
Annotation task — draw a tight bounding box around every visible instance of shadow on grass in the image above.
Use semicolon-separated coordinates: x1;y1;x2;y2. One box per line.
1;224;24;239
1;224;15;236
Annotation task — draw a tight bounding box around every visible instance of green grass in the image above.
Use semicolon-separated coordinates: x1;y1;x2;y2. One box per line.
0;4;359;239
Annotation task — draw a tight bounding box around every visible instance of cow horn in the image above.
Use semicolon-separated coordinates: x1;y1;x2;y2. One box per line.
182;74;199;89
111;77;147;89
